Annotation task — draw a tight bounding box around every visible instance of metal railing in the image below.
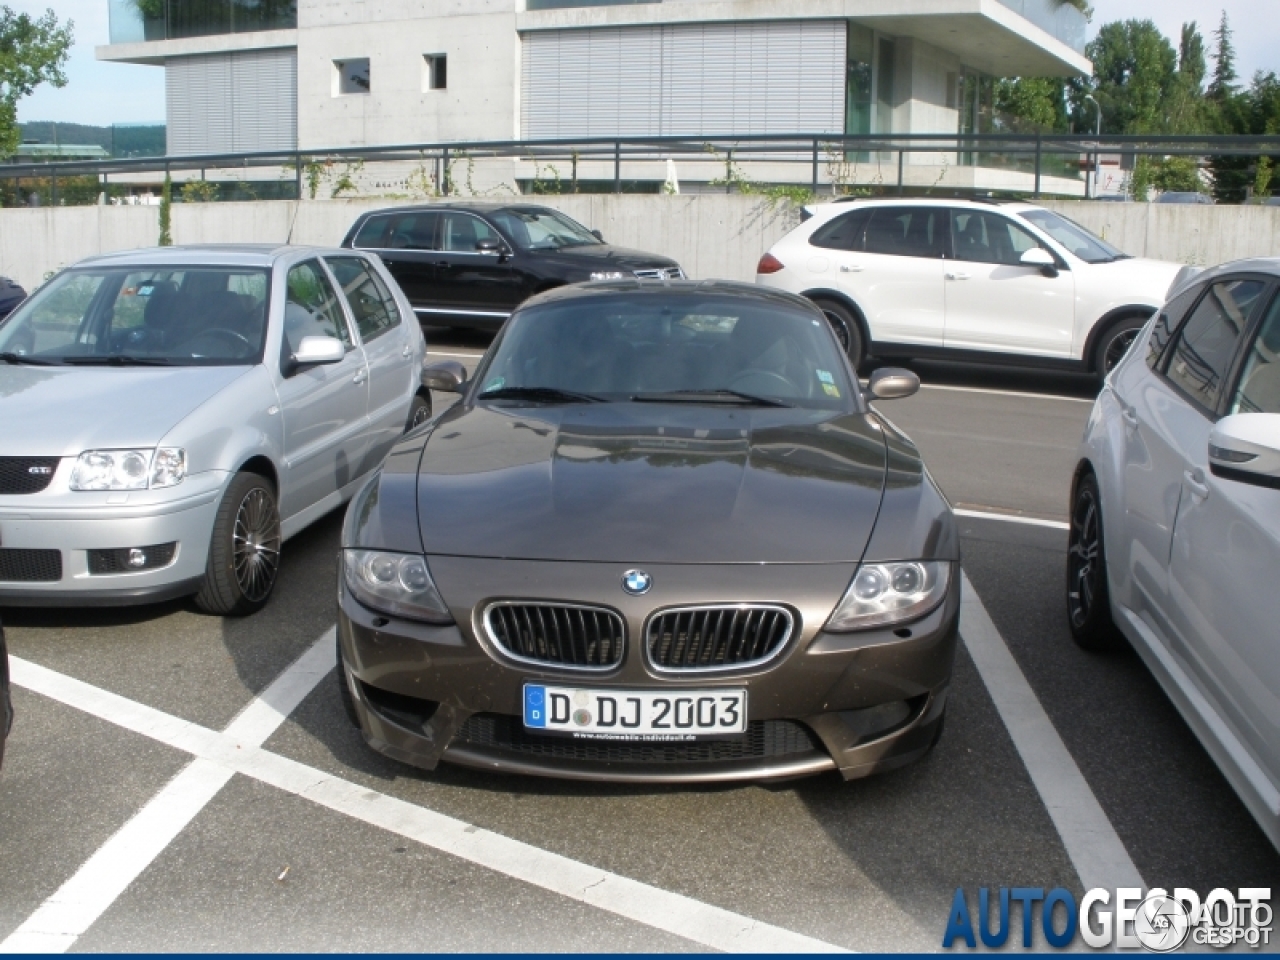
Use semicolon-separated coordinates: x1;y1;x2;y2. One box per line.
3;132;1279;205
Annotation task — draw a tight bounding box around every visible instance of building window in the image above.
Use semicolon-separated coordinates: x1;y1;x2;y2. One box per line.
424;54;447;91
334;58;371;95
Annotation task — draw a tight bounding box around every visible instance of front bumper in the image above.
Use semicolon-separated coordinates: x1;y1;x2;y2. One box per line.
0;469;226;606
338;556;959;783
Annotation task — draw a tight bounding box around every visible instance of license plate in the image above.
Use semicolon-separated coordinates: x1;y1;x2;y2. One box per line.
522;683;747;741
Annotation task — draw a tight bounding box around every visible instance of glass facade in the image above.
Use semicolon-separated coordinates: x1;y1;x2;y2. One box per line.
844;23;873;137
109;0;296;43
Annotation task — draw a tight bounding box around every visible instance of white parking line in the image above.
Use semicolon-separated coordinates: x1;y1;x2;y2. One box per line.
7;648;847;953
959;573;1146;891
919;383;1095;403
954;508;1070;531
0;631;336;954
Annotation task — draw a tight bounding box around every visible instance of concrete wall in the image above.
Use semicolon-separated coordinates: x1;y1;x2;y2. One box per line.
1;196;1277;294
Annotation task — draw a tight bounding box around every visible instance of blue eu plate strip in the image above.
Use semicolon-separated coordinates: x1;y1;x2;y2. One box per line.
523;684;547;728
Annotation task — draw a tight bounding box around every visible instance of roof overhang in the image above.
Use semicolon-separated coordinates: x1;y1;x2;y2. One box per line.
96;28;298;66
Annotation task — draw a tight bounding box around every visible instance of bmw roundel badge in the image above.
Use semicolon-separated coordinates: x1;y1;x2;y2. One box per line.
621;569;652;596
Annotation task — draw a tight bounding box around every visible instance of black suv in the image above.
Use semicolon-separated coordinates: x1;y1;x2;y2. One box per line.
341;203;684;331
0;276;26;321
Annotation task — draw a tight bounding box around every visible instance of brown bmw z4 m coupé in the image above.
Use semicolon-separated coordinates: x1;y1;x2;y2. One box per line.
336;280;959;783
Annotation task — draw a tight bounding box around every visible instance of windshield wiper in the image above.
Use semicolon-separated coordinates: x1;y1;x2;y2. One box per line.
631;389;792;408
0;351;61;366
60;355;174;366
477;385;604;404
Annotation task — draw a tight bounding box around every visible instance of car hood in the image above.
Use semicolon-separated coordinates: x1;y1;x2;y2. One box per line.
536;243;681;272
0;365;252;457
416;401;887;563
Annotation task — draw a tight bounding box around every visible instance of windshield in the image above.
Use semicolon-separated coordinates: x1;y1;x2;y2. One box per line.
472;293;855;411
1017;209;1128;264
0;266;270;365
489;208;602;251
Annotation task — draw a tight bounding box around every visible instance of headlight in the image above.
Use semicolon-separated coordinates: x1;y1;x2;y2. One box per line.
343;549;453;623
824;561;951;631
589;271;627;281
70;447;186;491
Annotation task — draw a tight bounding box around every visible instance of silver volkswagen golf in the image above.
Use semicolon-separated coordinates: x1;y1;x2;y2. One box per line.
0;245;429;614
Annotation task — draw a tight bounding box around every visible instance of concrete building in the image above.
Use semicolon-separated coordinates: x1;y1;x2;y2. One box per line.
98;0;1090;191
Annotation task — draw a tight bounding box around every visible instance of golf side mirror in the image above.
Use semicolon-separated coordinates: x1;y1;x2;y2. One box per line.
285;335;346;376
1208;413;1280;489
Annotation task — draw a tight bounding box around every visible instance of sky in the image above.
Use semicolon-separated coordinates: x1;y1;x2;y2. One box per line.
11;0;1280;128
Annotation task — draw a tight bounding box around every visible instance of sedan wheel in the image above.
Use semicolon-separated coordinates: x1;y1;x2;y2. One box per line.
195;472;282;616
1065;472;1122;650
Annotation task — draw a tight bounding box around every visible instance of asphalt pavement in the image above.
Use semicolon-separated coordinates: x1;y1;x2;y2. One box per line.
1;334;1276;952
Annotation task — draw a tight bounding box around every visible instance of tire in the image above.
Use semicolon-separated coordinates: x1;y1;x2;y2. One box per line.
812;298;865;369
194;471;282;617
1094;316;1146;376
1066;472;1123;651
336;636;360;727
406;393;432;432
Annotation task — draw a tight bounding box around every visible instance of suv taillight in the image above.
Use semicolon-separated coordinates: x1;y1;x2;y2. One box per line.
757;253;785;275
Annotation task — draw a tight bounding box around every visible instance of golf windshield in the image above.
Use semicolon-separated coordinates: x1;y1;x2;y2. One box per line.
0;266;270;365
473;293;856;411
1018;209;1128;264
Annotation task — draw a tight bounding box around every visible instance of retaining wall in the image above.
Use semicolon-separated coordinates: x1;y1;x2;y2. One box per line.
1;195;1276;293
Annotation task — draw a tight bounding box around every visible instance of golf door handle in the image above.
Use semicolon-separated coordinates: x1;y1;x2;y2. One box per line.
839;263;865;273
946;271;971;281
1183;469;1210;501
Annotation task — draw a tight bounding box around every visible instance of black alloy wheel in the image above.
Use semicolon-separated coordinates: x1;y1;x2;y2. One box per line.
1066;472;1122;650
406;393;432;431
195;472;282;616
1096;318;1146;375
813;299;865;369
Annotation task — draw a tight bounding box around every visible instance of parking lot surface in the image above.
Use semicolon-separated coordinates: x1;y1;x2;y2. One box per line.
2;336;1277;952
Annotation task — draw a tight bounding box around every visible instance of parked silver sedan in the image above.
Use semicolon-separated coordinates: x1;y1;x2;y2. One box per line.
0;245;429;614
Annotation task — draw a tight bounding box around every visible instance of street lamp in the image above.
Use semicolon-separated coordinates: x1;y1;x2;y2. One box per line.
1083;94;1102;199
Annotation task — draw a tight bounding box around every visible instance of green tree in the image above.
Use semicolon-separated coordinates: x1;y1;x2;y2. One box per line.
1081;20;1178;134
994;77;1070;133
0;6;74;157
1205;12;1252;201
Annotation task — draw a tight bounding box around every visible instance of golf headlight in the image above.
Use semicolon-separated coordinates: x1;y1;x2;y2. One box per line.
825;561;951;631
343;549;453;623
590;271;626;281
70;447;186;491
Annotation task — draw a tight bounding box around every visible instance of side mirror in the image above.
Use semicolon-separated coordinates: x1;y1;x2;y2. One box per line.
285;335;345;376
476;238;504;255
1020;247;1059;277
590;229;604;242
1208;413;1280;489
865;367;920;401
421;359;468;393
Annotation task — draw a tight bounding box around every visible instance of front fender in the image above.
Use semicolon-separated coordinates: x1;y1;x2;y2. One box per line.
158;365;284;481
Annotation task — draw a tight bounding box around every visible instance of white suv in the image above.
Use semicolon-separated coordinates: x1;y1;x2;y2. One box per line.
756;198;1192;376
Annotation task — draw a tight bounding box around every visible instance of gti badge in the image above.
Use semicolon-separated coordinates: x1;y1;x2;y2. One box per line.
621;569;652;595
28;466;52;475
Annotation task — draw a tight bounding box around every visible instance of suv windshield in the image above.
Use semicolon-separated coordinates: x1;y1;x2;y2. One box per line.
1018;209;1128;264
0;266;270;365
473;293;854;411
489;208;602;251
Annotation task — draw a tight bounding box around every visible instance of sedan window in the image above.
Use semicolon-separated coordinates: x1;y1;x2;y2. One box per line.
326;257;401;342
1230;294;1280;414
283;260;352;358
1164;279;1266;412
473;294;854;411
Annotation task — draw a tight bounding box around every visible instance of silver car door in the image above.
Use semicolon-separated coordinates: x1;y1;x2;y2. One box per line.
274;258;371;523
1110;279;1261;621
325;254;416;473
1166;286;1280;795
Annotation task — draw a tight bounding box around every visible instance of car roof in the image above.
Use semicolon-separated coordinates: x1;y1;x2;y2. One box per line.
71;244;353;270
801;196;1044;221
352;202;566;220
522;277;817;311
